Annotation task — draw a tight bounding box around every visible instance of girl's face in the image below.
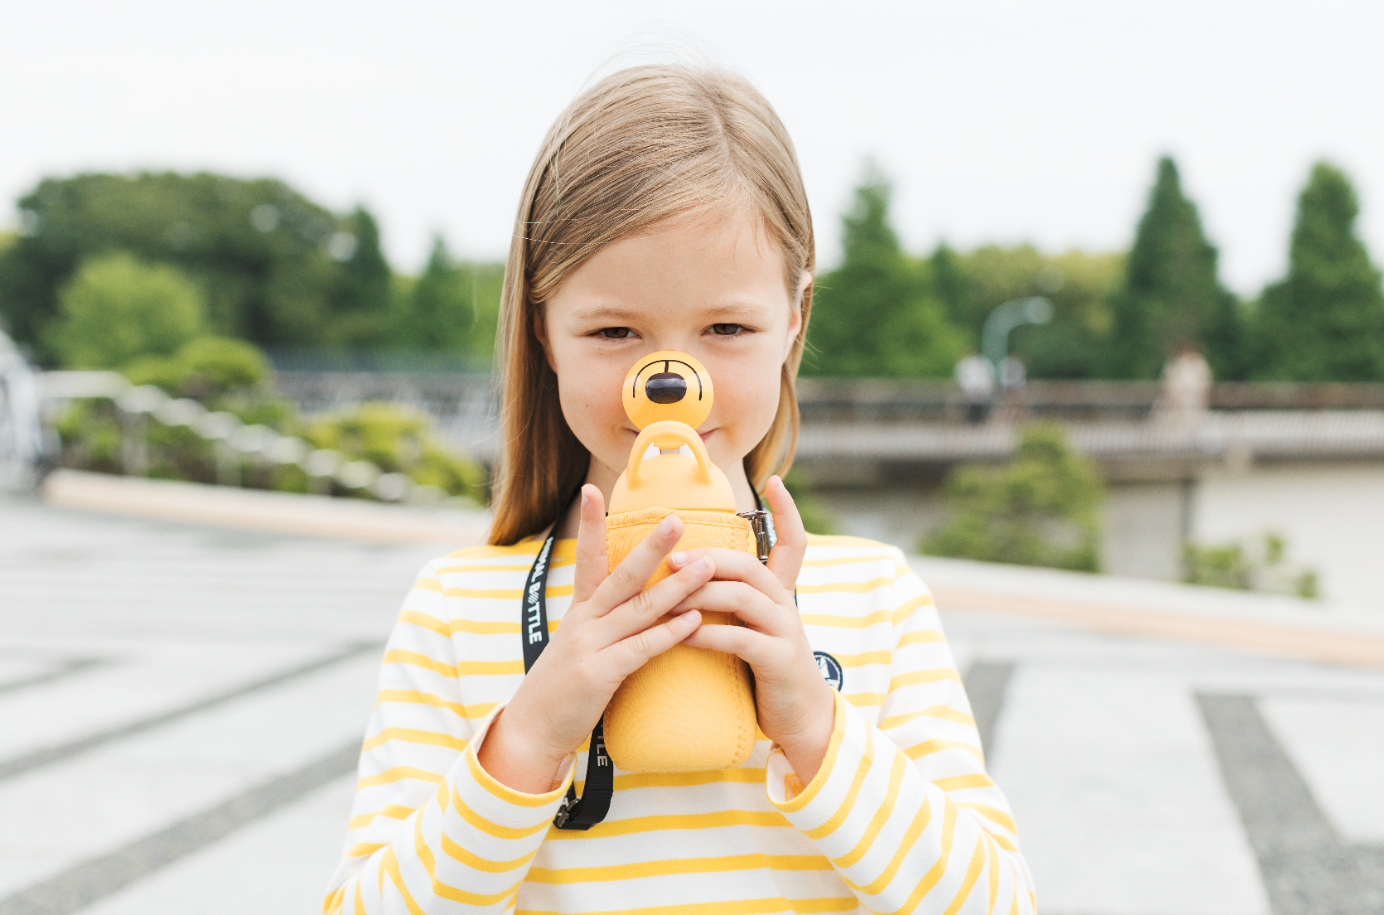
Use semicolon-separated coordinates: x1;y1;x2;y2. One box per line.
538;208;804;507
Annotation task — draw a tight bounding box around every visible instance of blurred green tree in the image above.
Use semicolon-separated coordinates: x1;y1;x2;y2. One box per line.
389;236;505;362
1106;157;1242;379
929;243;1123;378
922;424;1103;572
804;166;965;377
1249;162;1384;380
329;206;395;344
0;172;393;357
46;253;207;368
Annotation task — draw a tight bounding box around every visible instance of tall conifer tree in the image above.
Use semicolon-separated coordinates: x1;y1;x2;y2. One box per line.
1250;162;1384;380
805;167;963;377
1107;157;1241;379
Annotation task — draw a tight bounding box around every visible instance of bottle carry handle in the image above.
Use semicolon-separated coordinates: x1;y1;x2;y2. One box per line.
625;420;715;488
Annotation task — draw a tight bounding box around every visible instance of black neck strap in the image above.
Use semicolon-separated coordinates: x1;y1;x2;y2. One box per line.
521;499;612;830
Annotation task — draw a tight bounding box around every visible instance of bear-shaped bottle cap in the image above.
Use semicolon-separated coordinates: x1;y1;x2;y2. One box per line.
611;351;734;513
622;352;713;432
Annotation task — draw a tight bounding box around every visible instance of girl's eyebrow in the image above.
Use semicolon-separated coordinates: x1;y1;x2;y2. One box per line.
567;301;771;324
567;305;642;324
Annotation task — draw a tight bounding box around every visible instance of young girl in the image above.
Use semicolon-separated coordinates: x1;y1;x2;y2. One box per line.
325;65;1035;915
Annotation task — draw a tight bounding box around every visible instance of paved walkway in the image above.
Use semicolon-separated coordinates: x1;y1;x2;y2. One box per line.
2;483;1382;914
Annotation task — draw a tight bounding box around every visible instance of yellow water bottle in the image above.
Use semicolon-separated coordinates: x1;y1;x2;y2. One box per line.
602;351;759;773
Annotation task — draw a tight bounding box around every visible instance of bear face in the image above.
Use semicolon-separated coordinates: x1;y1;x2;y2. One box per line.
621;351;714;431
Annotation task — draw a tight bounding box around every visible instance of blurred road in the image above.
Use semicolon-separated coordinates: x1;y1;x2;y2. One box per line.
2;488;1382;915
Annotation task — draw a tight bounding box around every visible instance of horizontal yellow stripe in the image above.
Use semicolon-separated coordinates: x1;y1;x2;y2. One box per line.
519;896;858;915
844;692;884;708
323;885;345;914
906;738;983;761
384;651;523;678
412;578;443;593
358;765;444;789
880;705;975;729
801;593;934;630
448;784;553;840
897;629;946;648
348;803;416;830
936;773;996;792
451;619;523;635
398;609;448;636
833;649;892;667
960;802;1018;834
889;668;962;690
801;553;895;568
446;543;541;559
458;659;525;676
439;831;540;874
544;809;791;840
375;689;495;720
797;576;892;595
804;534;892;549
363;727;467;752
436;558;573;574
444;584;574;600
383;649;455;677
345;842;385;857
576;768;767;792
526;853;832;885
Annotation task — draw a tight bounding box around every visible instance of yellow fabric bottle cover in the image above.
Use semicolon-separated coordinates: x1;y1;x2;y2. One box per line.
603;351;758;772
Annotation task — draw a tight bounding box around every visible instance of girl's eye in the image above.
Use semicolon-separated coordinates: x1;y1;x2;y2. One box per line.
596;327;632;339
710;323;747;336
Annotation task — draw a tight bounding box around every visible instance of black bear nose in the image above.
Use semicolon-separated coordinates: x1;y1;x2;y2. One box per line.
645;372;687;404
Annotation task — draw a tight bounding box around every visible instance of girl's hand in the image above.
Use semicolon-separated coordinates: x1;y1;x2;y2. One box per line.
666;475;836;782
477;485;715;794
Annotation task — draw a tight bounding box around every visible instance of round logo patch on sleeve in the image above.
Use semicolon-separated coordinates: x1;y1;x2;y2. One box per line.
813;651;844;691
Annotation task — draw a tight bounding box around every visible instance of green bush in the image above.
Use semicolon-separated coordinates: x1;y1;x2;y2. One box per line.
124;335;271;400
46;253;207;368
921;424;1103;571
1184;532;1318;598
304;402;486;501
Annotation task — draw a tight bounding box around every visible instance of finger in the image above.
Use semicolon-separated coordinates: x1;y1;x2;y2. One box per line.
670;547;783;594
668;580;785;632
681;621;776;667
765;475;808;593
592;512;684;614
604;610;702;679
572;485;608;604
600;556;716;641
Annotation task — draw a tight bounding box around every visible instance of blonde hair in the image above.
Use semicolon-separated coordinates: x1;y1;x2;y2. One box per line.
488;65;815;546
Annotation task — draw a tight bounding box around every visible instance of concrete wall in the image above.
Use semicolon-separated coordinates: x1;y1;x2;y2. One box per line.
813;462;1384;610
1192;462;1384;608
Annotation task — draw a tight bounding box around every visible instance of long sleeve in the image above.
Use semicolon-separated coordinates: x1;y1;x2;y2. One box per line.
768;546;1036;915
322;560;574;914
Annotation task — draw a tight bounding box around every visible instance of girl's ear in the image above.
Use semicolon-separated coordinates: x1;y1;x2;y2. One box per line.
532;306;559;373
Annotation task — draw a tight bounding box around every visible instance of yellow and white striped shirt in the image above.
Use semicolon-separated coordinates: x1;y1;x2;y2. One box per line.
324;535;1035;914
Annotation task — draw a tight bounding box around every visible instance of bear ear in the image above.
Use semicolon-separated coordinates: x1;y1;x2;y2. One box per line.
621;351;714;431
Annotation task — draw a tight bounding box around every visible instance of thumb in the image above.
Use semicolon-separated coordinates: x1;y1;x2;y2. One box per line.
573;485;609;603
765;475;807;593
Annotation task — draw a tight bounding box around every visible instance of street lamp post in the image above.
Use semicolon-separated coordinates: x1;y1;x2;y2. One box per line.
982;296;1054;377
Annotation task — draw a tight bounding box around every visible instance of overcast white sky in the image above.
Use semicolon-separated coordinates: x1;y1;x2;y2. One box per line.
3;0;1381;295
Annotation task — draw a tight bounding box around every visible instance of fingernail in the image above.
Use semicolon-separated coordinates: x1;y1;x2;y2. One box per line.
670;551;687;566
695;557;713;572
580;490;590;507
658;515;677;536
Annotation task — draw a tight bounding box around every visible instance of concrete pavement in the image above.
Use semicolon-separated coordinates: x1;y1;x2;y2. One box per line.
2;479;1382;914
